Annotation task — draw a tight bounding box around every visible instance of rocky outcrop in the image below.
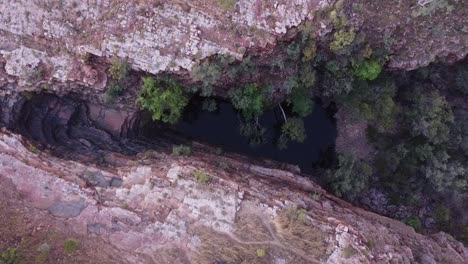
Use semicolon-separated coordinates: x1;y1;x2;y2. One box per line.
1;0;466;93
0;129;467;263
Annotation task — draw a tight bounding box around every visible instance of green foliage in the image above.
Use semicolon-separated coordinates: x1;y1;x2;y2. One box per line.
138;77;189;124
354;60;382;81
277;118;306;150
193;171;211;184
343;246;357;259
340;77;398;131
63;239;80;254
218;0;236;11
282;118;306;142
172;144;192;156
202;99;218;112
321;60;354;97
109;59;130;81
191;60;223;96
326;154;371;199
104;80;125;103
256;248;266;257
240;121;266;146
288;87;315;117
230;84;264;120
422;151;467;194
405;90;454;144
433;204;451;225
330;28;355;52
404;216;422;231
454;65;468;95
302;40;317;62
35;252;48;263
450;109;468;156
0;248;18;264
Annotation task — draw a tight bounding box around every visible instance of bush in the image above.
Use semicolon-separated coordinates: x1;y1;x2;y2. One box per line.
454;65;468;95
138;77;189;124
405;90;454;144
202;99;218;112
230;84;264;120
354;60;382;81
109;59;130;81
63;239;80;254
172;144;192;156
256;248;266;257
240;121;266;146
218;0;236;11
0;248;18;264
288;87;314;117
277;118;306;150
191;60;222;96
193;171;211;184
404;216;422;231
326;154;371;199
330;28;355;52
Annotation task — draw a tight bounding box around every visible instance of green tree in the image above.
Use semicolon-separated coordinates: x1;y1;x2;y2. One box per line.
240;121;266;146
230;84;264;120
277;118;306;149
406;90;454;144
109;59;130;81
326;154;371;199
354;60;382;81
288;87;314;117
137;77;189;124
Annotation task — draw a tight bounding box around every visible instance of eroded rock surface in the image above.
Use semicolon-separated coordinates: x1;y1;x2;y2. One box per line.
1;0;466;92
0;130;466;263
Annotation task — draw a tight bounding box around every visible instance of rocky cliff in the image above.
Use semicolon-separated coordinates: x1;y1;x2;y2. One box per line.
0;129;467;263
1;0;467;263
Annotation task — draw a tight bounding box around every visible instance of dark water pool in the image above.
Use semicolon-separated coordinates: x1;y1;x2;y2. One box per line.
142;100;337;173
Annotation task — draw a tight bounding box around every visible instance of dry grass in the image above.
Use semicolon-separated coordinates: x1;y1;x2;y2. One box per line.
193;229;269;264
234;213;272;242
274;208;328;261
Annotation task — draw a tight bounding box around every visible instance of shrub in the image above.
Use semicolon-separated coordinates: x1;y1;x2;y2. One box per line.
63;239;80;254
433;204;450;225
330;28;355;52
277;118;306;150
191;60;222;96
109;59;130;81
282;118;306;142
326;154;371;199
202;99;218;112
0;248;18;264
256;248;266;257
240;121;266;146
193;171;211;184
454;65;468;95
343;246;357;258
354;60;382;81
137;77;189;124
404;216;422;231
218;0;236;11
230;84;264;120
288;87;315;117
405;90;454;144
172;144;192;156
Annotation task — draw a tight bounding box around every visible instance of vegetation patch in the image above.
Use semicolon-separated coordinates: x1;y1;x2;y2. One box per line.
0;248;18;264
63;239;80;254
193;171;211;184
172;144;192;156
138;77;189;124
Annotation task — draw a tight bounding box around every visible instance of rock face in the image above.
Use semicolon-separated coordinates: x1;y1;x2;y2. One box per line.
1;0;466;92
0;130;467;263
0;0;327;89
